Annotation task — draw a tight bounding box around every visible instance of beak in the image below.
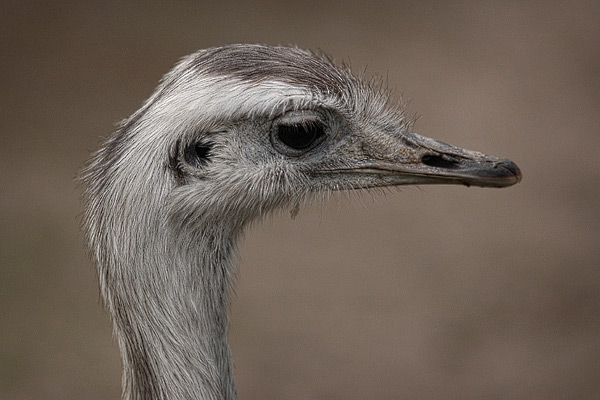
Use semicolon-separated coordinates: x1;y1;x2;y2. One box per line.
314;131;522;189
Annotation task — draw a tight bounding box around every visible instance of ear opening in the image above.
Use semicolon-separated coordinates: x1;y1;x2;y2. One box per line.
184;140;213;167
168;137;214;184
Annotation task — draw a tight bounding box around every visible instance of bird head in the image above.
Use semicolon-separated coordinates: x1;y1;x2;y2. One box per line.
87;45;521;234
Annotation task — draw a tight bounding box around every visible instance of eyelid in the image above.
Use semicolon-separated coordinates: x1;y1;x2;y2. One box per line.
275;110;323;124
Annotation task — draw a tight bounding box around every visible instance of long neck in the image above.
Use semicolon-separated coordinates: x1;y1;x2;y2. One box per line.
106;221;239;400
84;122;254;399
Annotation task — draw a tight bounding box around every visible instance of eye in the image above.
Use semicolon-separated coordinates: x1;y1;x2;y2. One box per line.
271;117;327;156
278;121;324;150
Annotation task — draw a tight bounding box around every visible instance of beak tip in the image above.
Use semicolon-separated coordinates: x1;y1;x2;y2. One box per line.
497;158;522;186
461;158;522;188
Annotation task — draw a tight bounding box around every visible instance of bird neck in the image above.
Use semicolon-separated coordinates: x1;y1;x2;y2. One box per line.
111;223;239;400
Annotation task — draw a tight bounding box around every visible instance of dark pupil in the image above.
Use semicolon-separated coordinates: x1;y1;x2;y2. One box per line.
278;123;323;150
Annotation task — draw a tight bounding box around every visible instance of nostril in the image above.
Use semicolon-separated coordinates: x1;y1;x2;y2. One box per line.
421;154;459;169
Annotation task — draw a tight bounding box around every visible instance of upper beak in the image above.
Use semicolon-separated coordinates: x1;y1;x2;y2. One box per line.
314;131;522;189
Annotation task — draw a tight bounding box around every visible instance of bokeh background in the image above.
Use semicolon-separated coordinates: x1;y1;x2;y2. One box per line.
1;1;599;399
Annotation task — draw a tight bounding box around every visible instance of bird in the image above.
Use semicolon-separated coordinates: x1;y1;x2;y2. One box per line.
81;44;521;400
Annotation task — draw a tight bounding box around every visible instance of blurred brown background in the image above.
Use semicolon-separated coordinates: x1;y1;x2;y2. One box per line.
1;1;599;399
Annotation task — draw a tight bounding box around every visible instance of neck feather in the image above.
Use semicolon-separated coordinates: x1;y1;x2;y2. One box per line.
104;220;239;400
